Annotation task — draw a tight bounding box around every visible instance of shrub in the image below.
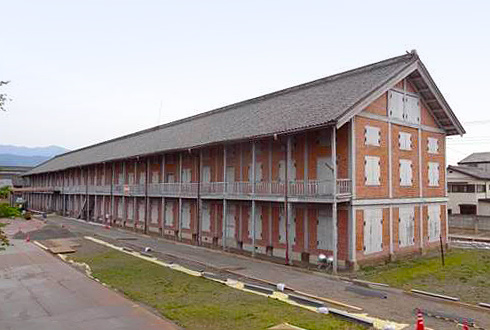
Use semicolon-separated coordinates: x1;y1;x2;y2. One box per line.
0;203;21;218
0;186;10;199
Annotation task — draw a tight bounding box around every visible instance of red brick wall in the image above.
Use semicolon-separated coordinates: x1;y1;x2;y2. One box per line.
355;116;390;199
336;123;350;179
337;209;349;261
392;124;420;198
421;103;439;128
355;207;390;262
364;93;387;116
421;131;445;198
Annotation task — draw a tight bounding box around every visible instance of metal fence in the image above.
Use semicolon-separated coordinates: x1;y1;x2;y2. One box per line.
449;214;490;232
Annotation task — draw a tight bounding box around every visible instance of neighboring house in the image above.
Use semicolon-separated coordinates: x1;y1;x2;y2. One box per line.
18;51;464;269
458;152;490;171
447;157;490;216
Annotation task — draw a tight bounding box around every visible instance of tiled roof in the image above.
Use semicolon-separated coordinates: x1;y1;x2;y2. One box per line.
458;152;490;164
448;165;490;180
26;52;460;175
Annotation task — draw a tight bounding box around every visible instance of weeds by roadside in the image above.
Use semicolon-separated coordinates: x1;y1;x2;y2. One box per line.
357;248;490;304
0;203;21;218
71;241;364;330
0;222;9;250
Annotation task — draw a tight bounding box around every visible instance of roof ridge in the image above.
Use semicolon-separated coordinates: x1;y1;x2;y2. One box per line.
47;52;417;163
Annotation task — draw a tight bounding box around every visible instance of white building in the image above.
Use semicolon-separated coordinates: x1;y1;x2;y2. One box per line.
447;153;490;215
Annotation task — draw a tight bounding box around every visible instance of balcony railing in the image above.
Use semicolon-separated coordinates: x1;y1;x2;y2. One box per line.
336;178;352;196
42;179;351;199
200;182;225;195
63;185;85;194
255;181;286;196
226;182;253;195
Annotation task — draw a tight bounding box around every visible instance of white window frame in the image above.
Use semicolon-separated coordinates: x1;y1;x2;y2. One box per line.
399;132;412;151
388;89;421;124
388;90;404;120
428;204;441;242
363;208;383;254
428;162;440;187
317;207;333;250
405;94;421;124
365;156;381;186
182;202;191;229
398;206;415;247
202;203;211;232
428;137;439;154
399;159;413;187
365;126;381;146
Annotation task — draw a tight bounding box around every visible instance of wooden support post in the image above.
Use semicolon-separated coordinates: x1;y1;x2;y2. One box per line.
286;135;292;265
145;158;149;234
161;154;165;235
332;126;338;274
122;161;126;225
252;141;256;256
111;163;115;225
223;145;228;250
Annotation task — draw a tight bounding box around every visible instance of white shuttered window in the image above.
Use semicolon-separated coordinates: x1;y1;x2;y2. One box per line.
399;132;412;150
182;202;191;229
165;201;173;226
405;95;421;124
428;204;441;242
399;206;415;247
428;137;439;154
317;207;333;250
388;90;421;124
365;126;381;146
365;156;381;186
428;162;440;187
399;159;413;186
388;90;404;120
363;208;383;254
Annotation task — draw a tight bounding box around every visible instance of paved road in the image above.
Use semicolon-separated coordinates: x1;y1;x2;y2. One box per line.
46;215;490;330
0;236;178;330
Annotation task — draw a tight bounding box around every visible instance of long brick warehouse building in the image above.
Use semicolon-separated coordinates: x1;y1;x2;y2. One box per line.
19;51;465;270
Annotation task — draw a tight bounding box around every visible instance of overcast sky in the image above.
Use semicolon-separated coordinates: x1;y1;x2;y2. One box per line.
1;0;489;165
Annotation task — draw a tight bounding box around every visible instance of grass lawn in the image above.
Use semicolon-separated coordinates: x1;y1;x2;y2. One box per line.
357;248;490;304
71;242;364;330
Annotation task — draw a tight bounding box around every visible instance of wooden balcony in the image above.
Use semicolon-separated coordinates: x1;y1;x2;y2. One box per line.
20;179;352;200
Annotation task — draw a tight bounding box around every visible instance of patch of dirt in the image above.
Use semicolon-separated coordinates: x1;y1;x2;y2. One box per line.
13;224;75;240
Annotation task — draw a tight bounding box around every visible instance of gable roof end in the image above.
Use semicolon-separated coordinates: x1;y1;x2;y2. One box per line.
337;50;465;136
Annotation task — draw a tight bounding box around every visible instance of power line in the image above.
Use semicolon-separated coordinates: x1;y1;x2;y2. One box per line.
462;119;490;125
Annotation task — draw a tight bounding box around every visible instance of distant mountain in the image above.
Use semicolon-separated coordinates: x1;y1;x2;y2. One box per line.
0;154;51;167
0;145;69;167
0;145;69;157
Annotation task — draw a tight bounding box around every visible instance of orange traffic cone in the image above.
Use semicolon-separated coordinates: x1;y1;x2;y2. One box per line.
26;234;30;242
415;309;425;330
462;319;469;330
